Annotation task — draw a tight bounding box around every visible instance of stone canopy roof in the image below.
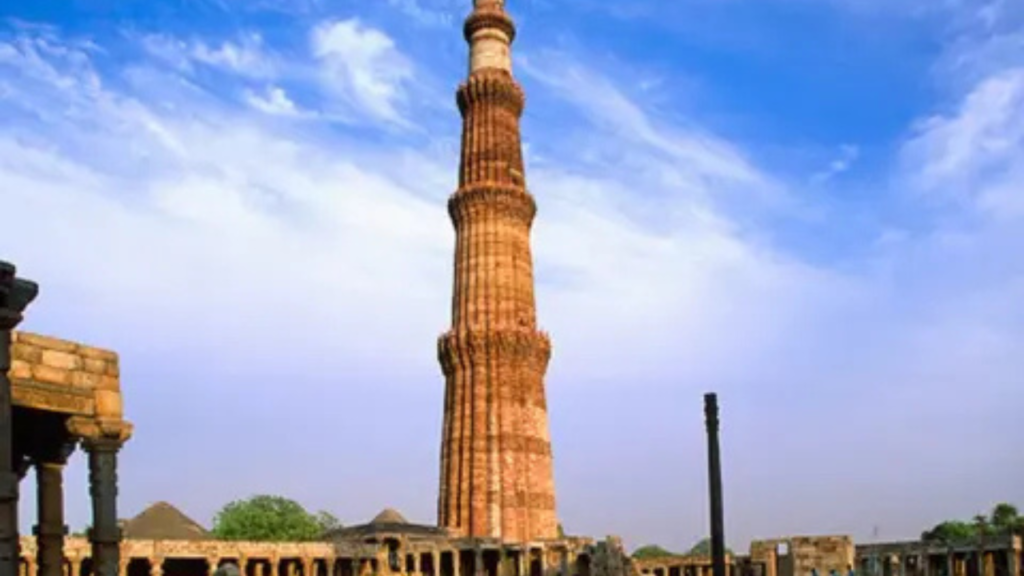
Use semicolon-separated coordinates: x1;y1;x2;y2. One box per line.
371;509;408;525
326;508;449;541
122;501;211;541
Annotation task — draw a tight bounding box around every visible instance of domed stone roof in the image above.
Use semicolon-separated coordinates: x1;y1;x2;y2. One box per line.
122;501;210;541
371;508;408;525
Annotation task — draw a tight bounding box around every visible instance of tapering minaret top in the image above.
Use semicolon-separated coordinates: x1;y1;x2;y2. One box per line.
465;0;516;74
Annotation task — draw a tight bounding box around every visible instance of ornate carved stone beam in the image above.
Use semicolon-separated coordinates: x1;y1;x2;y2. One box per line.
0;259;39;576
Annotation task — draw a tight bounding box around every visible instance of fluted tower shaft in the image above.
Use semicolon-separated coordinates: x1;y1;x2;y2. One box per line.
436;0;558;543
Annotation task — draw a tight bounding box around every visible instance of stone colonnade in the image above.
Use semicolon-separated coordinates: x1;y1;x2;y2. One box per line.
16;536;619;576
855;542;1022;576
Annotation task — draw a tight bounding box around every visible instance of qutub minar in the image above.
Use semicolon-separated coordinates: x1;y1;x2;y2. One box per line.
436;0;558;543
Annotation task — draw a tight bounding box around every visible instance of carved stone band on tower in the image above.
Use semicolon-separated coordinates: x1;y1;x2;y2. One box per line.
436;0;558;543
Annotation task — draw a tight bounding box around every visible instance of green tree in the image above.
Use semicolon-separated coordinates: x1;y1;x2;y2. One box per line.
921;520;978;544
687;538;734;557
921;503;1024;544
632;545;680;560
990;503;1020;534
211;495;340;542
315;510;342;533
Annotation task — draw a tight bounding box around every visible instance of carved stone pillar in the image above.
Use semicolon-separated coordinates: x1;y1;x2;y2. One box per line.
431;553;440;576
69;560;81;576
150;557;164;576
270;559;280;576
475;550;485;576
945;555;954;576
453;554;461;576
84;436;126;576
1007;551;1019;576
34;461;71;576
0;262;38;576
559;549;569;576
208;558;221;576
25;558;38;576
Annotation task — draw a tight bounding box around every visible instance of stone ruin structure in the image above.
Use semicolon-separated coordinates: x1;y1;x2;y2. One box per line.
635;536;1022;576
4;3;1024;576
855;536;1021;576
16;503;633;576
2;315;133;576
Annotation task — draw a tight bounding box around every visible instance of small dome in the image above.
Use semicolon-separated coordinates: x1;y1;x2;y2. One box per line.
371;508;408;525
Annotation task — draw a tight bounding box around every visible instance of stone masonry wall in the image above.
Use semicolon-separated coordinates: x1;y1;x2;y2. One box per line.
8;331;122;417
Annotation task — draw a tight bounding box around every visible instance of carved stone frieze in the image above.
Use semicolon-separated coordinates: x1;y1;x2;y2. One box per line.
10;379;94;415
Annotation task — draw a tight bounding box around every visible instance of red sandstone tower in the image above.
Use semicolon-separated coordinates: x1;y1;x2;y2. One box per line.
437;0;558;543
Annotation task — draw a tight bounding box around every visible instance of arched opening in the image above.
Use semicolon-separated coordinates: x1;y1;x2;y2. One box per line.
483;550;500;576
529;550;542;576
574;555;591;576
164;558;208;576
385;540;402;573
420;553;435;576
440;551;455;576
127;558;152;576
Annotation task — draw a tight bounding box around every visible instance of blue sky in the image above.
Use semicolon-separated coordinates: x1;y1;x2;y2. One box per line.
2;0;1023;553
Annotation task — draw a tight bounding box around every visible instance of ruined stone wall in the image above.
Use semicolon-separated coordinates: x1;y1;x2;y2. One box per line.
9;331;122;418
591;537;638;576
17;535;634;576
749;537;854;576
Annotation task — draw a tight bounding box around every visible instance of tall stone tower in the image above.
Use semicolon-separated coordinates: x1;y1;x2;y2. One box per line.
436;0;558;543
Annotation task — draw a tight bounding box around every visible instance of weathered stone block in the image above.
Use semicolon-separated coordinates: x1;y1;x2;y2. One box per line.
16;332;78;352
94;389;123;419
12;343;42;363
96;374;120;390
82;357;108;374
9;359;32;380
40;349;83;371
79;345;118;362
70;371;101;389
31;364;70;385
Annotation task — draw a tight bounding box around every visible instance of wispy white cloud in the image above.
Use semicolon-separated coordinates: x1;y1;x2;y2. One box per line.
141;31;277;79
810;144;860;185
311;18;415;126
384;0;458;28
245;85;302;116
902;67;1024;220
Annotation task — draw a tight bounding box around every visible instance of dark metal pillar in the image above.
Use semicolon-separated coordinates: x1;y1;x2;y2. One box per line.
704;393;726;576
0;260;39;576
84;437;123;576
34;462;67;576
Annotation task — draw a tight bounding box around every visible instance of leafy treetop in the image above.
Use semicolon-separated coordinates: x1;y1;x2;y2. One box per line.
632;545;680;560
211;495;340;542
687;538;735;557
921;503;1022;544
633;538;734;560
